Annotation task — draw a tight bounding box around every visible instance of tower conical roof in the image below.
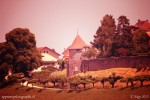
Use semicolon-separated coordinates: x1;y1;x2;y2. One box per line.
63;34;88;57
69;34;88;49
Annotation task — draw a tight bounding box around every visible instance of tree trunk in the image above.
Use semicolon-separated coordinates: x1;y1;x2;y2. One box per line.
92;83;95;87
70;84;72;88
74;85;77;90
140;81;144;87
102;83;104;88
111;83;114;88
62;82;64;88
83;83;86;89
130;81;134;87
53;82;56;87
126;82;129;87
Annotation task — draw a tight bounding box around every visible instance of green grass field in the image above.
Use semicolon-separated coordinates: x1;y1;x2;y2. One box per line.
0;83;150;100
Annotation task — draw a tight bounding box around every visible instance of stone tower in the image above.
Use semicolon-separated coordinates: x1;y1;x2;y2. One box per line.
63;34;89;76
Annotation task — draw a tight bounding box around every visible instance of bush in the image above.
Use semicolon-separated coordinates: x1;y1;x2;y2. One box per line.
58;75;68;88
7;73;24;83
134;75;150;87
88;76;98;88
98;77;108;88
49;75;59;87
32;71;50;88
69;76;81;90
79;76;91;89
41;66;58;72
120;77;134;87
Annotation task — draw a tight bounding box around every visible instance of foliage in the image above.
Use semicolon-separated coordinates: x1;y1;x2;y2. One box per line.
69;76;81;90
79;75;91;89
134;75;150;87
0;63;12;82
108;73;123;88
91;15;116;57
133;29;150;54
87;76;98;87
32;71;50;85
49;75;60;87
117;48;129;56
120;75;150;87
57;59;65;70
112;15;133;56
0;28;42;77
7;73;24;83
58;75;68;88
81;47;97;59
120;77;135;87
97;77;108;88
41;66;58;72
96;73;123;88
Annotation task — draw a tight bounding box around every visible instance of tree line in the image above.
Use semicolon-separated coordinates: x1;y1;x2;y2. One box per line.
89;15;150;58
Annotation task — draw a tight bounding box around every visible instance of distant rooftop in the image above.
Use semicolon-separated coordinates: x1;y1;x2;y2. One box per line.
37;47;60;55
135;20;150;31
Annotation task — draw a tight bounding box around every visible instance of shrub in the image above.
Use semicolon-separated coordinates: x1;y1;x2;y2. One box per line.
49;75;59;87
69;76;81;90
88;76;98;88
79;76;91;89
120;77;134;87
7;73;24;83
134;75;150;87
41;66;58;72
107;73;123;88
58;75;68;88
32;71;50;88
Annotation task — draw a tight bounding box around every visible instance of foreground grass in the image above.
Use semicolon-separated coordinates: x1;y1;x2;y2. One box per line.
0;83;150;100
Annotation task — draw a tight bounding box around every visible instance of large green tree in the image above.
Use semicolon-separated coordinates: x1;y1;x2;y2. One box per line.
91;15;116;57
0;28;41;77
112;15;133;56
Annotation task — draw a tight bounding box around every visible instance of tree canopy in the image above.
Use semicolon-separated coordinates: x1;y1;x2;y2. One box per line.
112;15;133;56
0;28;41;77
91;15;150;58
133;29;150;54
91;15;116;57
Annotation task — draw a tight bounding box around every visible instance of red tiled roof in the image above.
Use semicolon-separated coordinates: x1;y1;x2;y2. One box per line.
141;21;150;31
69;34;89;49
135;20;145;27
132;20;150;34
37;47;60;55
134;20;150;31
63;34;89;57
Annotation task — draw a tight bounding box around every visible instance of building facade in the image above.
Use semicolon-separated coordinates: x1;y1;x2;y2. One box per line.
63;34;89;76
37;47;60;66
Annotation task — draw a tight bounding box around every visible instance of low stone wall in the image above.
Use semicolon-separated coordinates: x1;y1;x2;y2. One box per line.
80;56;150;72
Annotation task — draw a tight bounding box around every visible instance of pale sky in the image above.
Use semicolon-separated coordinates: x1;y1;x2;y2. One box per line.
0;0;150;54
